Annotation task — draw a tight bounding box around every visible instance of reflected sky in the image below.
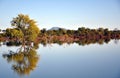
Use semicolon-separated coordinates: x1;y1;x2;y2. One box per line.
0;40;120;78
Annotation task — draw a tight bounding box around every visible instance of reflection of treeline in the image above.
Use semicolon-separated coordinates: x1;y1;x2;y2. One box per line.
0;27;120;46
39;36;111;46
2;38;112;47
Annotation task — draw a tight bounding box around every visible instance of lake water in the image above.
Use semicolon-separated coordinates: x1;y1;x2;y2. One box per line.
0;40;120;78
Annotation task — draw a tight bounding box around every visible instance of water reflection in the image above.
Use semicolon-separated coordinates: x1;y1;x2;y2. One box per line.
114;39;119;44
39;38;112;46
1;36;119;47
0;39;120;78
2;44;39;76
1;38;120;77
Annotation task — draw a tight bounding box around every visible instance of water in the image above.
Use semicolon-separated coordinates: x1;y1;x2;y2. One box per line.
0;40;120;78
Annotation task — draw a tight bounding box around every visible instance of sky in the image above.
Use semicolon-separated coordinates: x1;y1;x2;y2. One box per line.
0;0;120;30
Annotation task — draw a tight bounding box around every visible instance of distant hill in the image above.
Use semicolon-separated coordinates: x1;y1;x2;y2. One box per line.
48;27;66;31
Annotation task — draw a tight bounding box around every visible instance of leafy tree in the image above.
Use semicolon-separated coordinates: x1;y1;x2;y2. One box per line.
11;14;40;42
6;28;23;40
67;30;74;36
41;28;47;36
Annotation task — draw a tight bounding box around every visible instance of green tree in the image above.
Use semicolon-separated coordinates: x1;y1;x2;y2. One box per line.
6;28;23;40
11;14;40;43
41;28;47;36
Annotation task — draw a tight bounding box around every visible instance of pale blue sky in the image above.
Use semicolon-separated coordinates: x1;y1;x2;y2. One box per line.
0;0;120;30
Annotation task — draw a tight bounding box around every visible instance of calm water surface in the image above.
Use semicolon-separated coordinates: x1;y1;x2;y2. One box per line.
0;40;120;78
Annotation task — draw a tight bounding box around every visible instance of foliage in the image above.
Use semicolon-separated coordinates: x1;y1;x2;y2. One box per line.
1;14;120;45
11;14;40;42
5;28;23;39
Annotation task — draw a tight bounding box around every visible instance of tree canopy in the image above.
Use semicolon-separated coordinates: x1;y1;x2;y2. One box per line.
11;14;40;42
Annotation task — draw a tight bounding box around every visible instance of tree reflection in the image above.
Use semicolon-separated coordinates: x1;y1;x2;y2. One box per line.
114;39;119;44
3;44;39;76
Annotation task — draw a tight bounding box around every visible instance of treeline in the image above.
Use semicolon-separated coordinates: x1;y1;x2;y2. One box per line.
36;27;120;45
1;14;120;45
0;27;120;46
0;27;120;43
39;27;120;40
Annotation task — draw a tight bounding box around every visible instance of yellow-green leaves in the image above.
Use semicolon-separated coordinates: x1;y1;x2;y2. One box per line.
11;14;40;42
6;28;23;39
